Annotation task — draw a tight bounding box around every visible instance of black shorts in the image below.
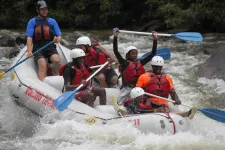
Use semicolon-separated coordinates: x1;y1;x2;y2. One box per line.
103;67;118;86
33;44;58;62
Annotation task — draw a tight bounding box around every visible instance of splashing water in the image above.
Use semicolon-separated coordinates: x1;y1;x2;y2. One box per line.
0;32;225;150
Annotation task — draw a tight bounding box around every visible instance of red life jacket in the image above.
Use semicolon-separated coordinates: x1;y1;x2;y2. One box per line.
123;98;153;110
120;60;145;85
91;42;108;65
33;17;55;43
144;73;170;106
138;101;153;110
84;48;99;67
59;63;90;87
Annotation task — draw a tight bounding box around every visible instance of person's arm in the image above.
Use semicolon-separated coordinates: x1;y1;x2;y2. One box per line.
113;37;126;64
170;90;181;105
166;75;181;105
141;31;158;65
50;18;62;43
95;45;117;62
136;72;150;88
26;18;35;58
113;29;127;68
27;37;33;58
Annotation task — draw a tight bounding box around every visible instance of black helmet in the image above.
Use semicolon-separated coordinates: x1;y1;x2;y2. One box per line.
36;0;48;9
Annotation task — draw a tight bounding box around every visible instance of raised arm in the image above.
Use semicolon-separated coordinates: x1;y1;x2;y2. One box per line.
113;29;126;65
141;31;158;65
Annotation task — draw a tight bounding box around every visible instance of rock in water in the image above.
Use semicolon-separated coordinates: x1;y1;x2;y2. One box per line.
198;43;225;80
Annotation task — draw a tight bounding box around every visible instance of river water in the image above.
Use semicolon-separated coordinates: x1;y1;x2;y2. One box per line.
0;31;225;150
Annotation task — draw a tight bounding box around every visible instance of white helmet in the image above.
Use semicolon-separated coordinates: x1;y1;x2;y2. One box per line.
130;87;145;99
76;36;91;46
70;48;85;61
151;56;164;66
125;46;138;56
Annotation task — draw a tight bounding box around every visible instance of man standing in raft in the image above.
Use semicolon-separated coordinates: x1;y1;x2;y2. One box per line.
59;48;106;107
26;0;63;80
113;28;158;104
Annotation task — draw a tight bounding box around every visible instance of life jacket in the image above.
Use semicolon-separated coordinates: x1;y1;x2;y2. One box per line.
138;101;153;110
120;60;145;85
91;42;108;65
59;63;90;88
144;72;170;106
33;17;55;43
84;48;99;67
123;98;153;110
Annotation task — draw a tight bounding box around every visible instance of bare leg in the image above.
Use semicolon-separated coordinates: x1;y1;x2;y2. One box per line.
50;54;63;70
37;58;47;81
91;87;106;105
80;92;96;107
174;106;197;119
95;73;108;88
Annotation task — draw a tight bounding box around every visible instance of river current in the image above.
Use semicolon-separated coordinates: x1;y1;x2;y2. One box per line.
0;31;225;150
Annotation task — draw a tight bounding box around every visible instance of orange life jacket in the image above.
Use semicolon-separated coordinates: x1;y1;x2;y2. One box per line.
144;73;170;106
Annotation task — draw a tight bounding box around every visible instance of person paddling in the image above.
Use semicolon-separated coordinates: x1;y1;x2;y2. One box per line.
117;87;197;119
59;48;106;107
136;56;181;112
113;28;158;105
76;36;119;88
26;0;63;81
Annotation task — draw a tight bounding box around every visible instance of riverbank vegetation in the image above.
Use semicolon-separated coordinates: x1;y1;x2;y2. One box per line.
1;0;225;32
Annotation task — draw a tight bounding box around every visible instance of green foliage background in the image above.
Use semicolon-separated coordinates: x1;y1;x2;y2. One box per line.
1;0;225;32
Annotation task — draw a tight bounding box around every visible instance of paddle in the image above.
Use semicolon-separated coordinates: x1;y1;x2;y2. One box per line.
119;30;203;42
145;92;225;123
0;41;54;80
54;61;109;111
57;43;70;62
110;95;124;117
90;48;171;69
137;48;171;61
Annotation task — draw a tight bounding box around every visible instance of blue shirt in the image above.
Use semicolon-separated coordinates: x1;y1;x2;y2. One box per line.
26;17;62;37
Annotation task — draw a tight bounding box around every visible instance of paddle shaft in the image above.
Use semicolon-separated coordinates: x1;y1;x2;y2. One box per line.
76;61;109;90
120;30;171;37
6;41;54;74
144;92;193;108
57;43;70;62
90;62;115;69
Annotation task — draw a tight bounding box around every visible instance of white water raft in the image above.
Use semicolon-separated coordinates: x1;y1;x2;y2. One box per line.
7;44;190;134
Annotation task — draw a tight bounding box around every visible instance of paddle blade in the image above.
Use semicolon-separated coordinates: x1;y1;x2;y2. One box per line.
198;108;225;123
0;71;5;80
172;32;203;42
54;90;76;111
137;48;171;61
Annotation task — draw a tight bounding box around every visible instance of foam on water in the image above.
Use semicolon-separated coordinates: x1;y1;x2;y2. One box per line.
0;33;225;149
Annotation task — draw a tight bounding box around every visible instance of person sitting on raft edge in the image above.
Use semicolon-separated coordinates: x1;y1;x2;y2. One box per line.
59;48;107;107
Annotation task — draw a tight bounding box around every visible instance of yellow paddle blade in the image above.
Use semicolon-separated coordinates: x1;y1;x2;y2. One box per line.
110;95;120;112
0;71;6;80
11;72;16;81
